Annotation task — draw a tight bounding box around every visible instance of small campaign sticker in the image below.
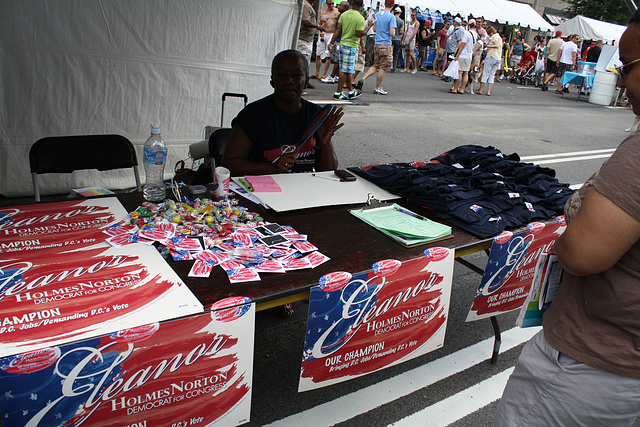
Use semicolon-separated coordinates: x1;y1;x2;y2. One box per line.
226;267;261;283
494;231;513;244
423;247;450;262
319;271;352;292
189;260;214;278
372;259;402;276
0;347;61;374
293;241;318;254
139;228;173;242
526;222;546;234
256;259;286;273
304;251;330;268
110;323;160;343
284;257;312;271
555;215;566;226
210;296;252;322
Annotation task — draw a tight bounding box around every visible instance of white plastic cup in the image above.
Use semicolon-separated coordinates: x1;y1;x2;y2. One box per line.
214;166;230;197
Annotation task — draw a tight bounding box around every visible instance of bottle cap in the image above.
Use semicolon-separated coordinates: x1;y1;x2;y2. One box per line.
150;123;161;135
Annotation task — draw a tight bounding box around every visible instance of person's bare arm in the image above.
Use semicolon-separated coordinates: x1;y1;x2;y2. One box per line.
553;188;640;276
333;22;343;45
454;41;465;60
357;21;373;38
302;19;324;32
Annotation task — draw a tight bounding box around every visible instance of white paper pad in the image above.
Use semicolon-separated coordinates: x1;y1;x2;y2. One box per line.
233;171;398;212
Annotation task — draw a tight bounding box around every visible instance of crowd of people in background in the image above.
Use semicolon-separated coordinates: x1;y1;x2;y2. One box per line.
298;0;606;99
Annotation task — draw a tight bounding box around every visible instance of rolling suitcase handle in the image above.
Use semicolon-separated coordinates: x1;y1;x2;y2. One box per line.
221;92;248;127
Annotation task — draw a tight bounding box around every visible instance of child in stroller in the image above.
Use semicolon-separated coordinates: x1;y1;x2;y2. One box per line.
509;50;537;85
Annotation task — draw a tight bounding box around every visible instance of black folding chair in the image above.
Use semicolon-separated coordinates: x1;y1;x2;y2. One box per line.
29;134;141;201
208;128;232;169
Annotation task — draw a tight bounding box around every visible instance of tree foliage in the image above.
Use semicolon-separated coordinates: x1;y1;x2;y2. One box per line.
564;0;631;25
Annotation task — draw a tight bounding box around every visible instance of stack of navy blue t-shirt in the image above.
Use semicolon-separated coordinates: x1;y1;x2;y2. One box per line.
348;145;574;238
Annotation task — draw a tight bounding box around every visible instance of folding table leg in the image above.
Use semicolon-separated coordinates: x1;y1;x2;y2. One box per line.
490;316;502;365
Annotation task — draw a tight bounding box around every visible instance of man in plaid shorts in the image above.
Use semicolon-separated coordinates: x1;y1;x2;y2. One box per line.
355;0;396;95
333;0;371;100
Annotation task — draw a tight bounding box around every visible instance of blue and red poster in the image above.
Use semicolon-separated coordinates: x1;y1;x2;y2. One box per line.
0;298;254;427
299;249;454;392
465;218;566;322
0;199;203;358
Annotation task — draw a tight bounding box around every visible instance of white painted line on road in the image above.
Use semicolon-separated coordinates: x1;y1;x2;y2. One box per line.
266;327;541;427
532;154;612;165
388;368;514;427
519;148;615;161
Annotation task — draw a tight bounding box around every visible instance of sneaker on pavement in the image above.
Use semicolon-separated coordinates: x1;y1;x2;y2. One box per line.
348;89;362;99
411;69;417;74
355;79;364;90
321;76;334;83
333;92;349;100
333;76;340;83
373;88;388;95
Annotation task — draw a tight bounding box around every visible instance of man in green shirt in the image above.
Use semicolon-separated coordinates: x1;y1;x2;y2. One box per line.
332;0;371;100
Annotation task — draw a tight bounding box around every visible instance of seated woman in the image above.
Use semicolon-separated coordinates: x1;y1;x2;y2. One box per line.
223;49;344;176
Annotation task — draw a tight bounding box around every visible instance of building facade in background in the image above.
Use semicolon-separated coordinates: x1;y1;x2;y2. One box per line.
518;0;570;25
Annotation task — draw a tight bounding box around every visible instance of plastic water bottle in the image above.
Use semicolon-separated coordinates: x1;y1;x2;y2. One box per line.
142;123;167;202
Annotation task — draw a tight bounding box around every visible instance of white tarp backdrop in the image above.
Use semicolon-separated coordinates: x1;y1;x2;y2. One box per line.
556;15;627;44
0;0;301;197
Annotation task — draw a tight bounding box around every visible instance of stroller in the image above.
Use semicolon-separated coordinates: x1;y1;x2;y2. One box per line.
510;51;537;86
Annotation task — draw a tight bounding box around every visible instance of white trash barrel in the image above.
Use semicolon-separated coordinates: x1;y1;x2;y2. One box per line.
589;70;619;106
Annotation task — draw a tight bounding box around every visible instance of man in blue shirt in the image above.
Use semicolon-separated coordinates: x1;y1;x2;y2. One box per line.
355;1;396;95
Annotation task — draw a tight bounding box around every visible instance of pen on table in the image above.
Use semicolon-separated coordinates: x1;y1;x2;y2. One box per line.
394;206;429;221
238;178;254;192
312;173;341;182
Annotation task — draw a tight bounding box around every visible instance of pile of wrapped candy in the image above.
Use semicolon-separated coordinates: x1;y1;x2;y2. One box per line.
103;198;330;283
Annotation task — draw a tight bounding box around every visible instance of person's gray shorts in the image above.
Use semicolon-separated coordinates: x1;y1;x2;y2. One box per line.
494;331;640;426
458;57;471;72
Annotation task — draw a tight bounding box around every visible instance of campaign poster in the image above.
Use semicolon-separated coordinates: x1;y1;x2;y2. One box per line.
0;298;254;427
299;248;454;392
465;218;566;322
0;243;204;358
0;198;128;255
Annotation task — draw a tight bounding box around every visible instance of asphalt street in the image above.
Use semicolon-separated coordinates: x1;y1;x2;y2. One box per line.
247;65;637;426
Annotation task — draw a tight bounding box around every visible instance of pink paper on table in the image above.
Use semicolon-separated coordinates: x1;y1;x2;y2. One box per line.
245;175;282;192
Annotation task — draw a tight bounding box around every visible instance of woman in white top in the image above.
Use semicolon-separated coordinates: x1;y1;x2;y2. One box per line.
476;26;502;96
402;10;419;74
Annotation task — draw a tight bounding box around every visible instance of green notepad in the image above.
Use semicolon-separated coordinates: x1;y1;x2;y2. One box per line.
349;204;452;247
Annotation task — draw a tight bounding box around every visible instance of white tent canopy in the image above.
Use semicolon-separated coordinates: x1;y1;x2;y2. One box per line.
497;0;555;32
556;15;627;44
409;0;553;31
